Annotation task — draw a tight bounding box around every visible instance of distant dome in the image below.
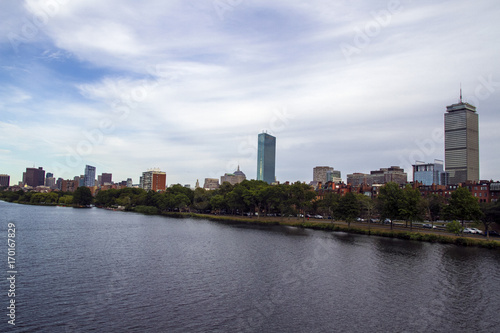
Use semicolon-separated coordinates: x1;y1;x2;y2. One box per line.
234;165;246;177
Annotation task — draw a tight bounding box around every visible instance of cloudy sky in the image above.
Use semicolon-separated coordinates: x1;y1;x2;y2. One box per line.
1;0;499;186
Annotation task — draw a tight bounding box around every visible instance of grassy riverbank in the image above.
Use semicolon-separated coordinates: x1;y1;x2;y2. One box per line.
162;212;500;249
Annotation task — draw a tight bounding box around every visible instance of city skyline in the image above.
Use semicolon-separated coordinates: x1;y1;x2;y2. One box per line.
1;1;500;186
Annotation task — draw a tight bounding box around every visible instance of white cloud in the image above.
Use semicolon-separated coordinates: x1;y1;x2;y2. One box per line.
1;0;499;185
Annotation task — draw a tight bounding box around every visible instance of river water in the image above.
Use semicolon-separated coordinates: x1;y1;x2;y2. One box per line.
0;201;499;332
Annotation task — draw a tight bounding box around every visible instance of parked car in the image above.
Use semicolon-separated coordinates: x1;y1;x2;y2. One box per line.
463;228;473;234
487;230;500;237
383;218;392;224
470;228;482;234
356;218;365;222
314;215;324;219
422;223;436;229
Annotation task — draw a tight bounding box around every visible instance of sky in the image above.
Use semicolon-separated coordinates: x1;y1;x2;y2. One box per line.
1;0;499;187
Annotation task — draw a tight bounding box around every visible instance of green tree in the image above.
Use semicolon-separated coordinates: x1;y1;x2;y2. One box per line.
358;194;375;221
481;201;500;239
377;182;403;229
446;220;463;235
58;195;73;205
173;193;191;212
399;185;424;230
445;187;482;228
268;184;294;219
427;194;445;224
192;187;210;213
72;187;93;206
210;194;226;214
289;182;316;221
337;192;360;228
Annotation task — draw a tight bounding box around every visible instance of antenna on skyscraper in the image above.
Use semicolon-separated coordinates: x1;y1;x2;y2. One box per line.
460;83;462;103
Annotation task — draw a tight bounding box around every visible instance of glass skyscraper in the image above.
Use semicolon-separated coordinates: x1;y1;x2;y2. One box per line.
413;160;446;185
444;96;479;184
257;133;276;184
84;165;96;187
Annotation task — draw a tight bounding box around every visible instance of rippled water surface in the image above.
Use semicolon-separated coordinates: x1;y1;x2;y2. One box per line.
1;201;499;332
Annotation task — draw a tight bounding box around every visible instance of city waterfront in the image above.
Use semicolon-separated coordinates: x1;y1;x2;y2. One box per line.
1;201;499;332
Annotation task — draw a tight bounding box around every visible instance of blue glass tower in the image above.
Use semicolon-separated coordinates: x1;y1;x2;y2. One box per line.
84;165;96;187
257;133;276;184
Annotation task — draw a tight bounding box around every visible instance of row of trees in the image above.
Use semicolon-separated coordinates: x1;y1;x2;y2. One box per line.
92;180;498;232
0;187;93;206
2;181;499;235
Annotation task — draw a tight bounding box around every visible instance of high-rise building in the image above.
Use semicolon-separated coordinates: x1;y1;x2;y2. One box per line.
313;166;333;184
24;167;45;187
413;160;446;186
84;165;96;187
0;174;10;187
326;170;342;184
141;169;166;191
313;166;342;184
100;173;112;185
45;175;56;189
444;93;479;184
257;132;276;184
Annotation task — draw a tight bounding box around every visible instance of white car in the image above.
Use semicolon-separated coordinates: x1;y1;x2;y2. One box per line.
463;228;473;234
471;228;482;234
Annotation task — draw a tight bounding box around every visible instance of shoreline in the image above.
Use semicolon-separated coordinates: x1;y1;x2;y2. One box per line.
2;200;498;249
161;212;500;249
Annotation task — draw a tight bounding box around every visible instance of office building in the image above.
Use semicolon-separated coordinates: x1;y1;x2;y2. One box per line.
100;173;112;185
257;132;276;184
0;174;10;187
444;93;479;184
24;167;45;187
61;179;78;192
314;166;342;184
203;178;220;190
413;160;446;186
56;178;63;190
141;169;166;192
45;174;56;189
84;165;96;187
326;170;342;184
347;166;407;186
221;166;247;185
313;166;332;184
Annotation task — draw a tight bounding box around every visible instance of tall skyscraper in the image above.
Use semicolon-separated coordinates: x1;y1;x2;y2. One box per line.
257;132;276;184
444;92;479;184
84;165;96;187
